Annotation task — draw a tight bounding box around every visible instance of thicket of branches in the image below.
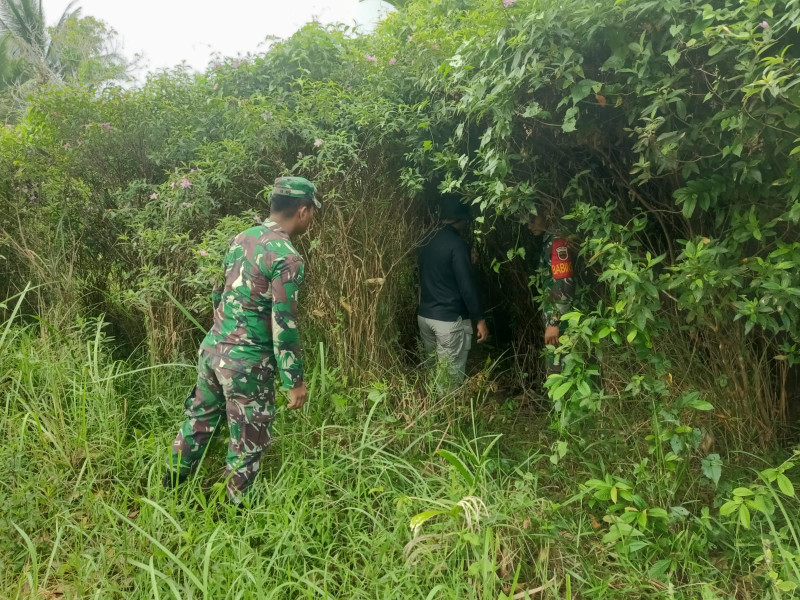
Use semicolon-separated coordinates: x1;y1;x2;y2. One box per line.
1;0;798;445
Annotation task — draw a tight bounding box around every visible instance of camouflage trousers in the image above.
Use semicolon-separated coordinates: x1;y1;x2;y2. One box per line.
168;350;276;502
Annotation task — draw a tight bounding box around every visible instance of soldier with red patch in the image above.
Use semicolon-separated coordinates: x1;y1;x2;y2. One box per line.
527;211;576;376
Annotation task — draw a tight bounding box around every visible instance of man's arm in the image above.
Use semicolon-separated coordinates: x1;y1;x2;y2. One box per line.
211;280;223;312
212;238;234;312
271;254;305;391
452;242;489;342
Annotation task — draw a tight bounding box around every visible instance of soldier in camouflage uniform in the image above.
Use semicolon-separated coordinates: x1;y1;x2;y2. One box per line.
528;211;576;376
164;176;320;504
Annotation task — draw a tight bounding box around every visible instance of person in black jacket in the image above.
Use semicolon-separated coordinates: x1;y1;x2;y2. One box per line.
418;195;489;388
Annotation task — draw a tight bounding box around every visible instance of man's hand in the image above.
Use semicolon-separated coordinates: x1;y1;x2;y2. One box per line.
545;324;560;346
476;319;489;343
287;384;308;410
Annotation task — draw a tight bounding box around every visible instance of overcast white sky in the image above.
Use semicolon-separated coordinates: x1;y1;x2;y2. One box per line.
42;0;393;75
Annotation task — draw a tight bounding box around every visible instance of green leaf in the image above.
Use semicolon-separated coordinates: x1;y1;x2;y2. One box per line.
648;558;672;579
436;449;475;487
664;49;681;67
560;311;583;322
733;487;755;497
688;399;714;411
701;454;722;485
570;79;599;104
562;106;579;133
523;102;544;118
720;500;739;516
410;509;447;529
682;194;697;218
627;328;638;343
596;326;612;339
739;504;751;529
776;473;795;497
746;495;770;515
552;379;574;401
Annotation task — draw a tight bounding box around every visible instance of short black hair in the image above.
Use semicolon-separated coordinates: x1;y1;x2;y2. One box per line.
440;193;471;222
270;193;314;216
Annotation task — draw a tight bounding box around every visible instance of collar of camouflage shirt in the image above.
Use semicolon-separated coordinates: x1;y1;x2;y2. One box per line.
262;218;289;238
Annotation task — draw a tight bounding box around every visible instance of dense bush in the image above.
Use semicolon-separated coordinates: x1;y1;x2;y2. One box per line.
3;0;798;430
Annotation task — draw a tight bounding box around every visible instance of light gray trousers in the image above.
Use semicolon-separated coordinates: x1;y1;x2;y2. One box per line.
417;315;473;386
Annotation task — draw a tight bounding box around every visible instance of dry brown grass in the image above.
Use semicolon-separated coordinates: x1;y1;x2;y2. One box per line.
298;170;429;378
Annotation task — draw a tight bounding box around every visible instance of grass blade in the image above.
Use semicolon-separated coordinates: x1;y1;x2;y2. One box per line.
107;504;205;594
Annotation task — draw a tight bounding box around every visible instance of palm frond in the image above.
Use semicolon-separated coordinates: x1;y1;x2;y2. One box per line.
0;0;47;56
53;0;81;30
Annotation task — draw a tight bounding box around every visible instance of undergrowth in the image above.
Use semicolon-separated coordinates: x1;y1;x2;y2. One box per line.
2;296;800;599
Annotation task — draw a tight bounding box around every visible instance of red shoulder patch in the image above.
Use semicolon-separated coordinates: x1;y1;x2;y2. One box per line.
550;238;573;280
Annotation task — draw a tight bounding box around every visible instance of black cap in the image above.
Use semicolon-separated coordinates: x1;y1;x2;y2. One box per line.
440;194;471;222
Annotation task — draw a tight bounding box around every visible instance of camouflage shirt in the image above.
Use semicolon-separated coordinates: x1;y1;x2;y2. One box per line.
201;219;305;389
535;232;576;328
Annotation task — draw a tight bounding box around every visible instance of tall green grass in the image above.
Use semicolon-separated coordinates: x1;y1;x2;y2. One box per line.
2;300;800;599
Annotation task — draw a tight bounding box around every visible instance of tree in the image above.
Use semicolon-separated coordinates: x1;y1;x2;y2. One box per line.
0;0;81;85
49;15;129;86
0;2;131;121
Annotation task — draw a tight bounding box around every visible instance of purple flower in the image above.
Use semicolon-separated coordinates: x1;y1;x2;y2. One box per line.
364;54;378;64
503;0;517;6
314;138;324;147
170;181;176;190
213;83;219;91
63;142;71;149
760;21;770;29
253;215;261;222
432;44;440;50
150;193;159;200
29;195;36;201
232;60;241;68
101;123;111;131
199;250;209;257
389;57;397;65
408;35;413;41
181;178;192;189
213;61;221;68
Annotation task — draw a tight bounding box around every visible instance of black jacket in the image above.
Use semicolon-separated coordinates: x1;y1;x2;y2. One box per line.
418;225;484;322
